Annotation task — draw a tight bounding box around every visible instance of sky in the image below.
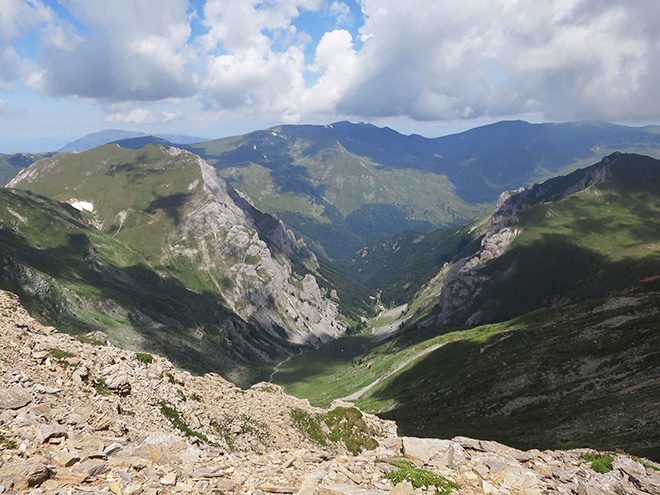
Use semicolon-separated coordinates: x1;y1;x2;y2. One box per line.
1;0;659;152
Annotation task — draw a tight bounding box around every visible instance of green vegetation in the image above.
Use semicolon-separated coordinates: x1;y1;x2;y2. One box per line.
580;453;614;473
0;432;18;450
384;460;459;494
48;348;75;360
159;401;215;445
211;414;269;451
93;378;112;396
290;406;379;455
135;352;153;364
75;334;106;346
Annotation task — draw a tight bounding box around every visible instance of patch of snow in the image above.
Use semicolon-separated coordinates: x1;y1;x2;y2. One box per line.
71;200;94;212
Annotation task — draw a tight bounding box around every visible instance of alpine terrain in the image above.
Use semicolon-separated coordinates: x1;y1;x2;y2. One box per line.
1;290;659;494
2;143;345;385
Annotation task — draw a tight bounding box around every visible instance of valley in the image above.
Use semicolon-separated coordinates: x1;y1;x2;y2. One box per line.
1;121;660;468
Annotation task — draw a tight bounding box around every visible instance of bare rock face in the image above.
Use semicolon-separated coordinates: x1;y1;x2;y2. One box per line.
432;158;614;327
170;155;345;344
1;290;659;495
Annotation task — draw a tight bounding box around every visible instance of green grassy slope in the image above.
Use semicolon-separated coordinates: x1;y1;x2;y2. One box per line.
369;295;660;461
182;120;660;258
0;152;55;185
0;189;288;385
275;153;660;461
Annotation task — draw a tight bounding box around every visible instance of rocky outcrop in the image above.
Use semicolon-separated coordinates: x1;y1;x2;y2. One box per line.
432;155;615;327
1;289;659;494
4;144;345;376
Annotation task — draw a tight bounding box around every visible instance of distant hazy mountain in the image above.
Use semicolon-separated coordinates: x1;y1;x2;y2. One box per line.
58;129;207;152
188;120;660;257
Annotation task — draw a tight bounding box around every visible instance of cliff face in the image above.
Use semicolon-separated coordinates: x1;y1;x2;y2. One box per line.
4;145;345;378
1;290;659;494
431;153;622;327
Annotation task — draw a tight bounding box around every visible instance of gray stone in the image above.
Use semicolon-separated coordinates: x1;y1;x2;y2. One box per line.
0;387;32;409
389;481;414;495
38;423;68;443
402;436;464;466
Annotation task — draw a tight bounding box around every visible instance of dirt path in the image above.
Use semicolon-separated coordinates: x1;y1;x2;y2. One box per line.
340;342;445;401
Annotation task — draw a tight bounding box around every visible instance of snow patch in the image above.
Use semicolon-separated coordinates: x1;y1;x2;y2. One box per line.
70;200;94;212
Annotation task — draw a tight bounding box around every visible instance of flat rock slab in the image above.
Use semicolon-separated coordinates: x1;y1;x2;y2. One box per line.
0;387;32;409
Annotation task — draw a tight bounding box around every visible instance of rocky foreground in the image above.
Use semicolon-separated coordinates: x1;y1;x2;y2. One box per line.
0;291;659;494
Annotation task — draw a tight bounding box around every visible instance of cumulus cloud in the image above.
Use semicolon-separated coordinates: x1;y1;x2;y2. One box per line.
32;0;197;102
336;0;660;121
105;108;157;124
0;0;53;89
3;0;660;126
162;110;183;122
199;0;319;116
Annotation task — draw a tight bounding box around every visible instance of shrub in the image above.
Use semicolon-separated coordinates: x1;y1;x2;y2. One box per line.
580;453;614;473
385;460;459;494
135;352;153;364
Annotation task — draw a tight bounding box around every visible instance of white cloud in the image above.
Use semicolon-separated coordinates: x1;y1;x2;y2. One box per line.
3;0;660;128
162;110;183;122
199;0;318;114
33;0;197;102
105;108;157;124
327;1;352;26
0;97;13;114
0;0;53;90
302;29;359;113
335;0;660;121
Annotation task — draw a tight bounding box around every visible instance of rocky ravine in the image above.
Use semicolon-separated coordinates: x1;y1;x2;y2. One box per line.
1;291;659;495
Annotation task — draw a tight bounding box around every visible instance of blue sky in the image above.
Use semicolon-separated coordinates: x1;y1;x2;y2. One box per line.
1;0;659;152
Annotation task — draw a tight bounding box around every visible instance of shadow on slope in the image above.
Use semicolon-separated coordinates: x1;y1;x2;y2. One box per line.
372;293;660;462
0;210;291;386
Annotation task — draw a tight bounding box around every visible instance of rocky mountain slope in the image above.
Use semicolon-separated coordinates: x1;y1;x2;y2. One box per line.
3;144;346;385
273;153;660;460
423;152;660;327
185;120;660;257
2;290;659;494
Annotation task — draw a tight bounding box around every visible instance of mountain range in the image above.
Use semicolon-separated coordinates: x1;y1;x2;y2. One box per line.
1;121;660;461
2;143;345;385
5;120;660;259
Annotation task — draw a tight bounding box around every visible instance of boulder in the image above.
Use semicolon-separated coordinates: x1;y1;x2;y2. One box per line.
0;387;32;409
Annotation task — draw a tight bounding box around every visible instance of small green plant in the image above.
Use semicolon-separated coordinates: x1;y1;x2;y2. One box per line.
385;460;459;494
190;392;202;402
613;448;660;471
211;414;269;452
158;401;216;446
93;378;112;396
177;389;187;402
118;405;135;416
135;352;153;364
290;406;379;455
580;453;614;473
166;372;176;384
0;432;18;450
75;334;105;346
291;408;327;446
48;348;75;360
